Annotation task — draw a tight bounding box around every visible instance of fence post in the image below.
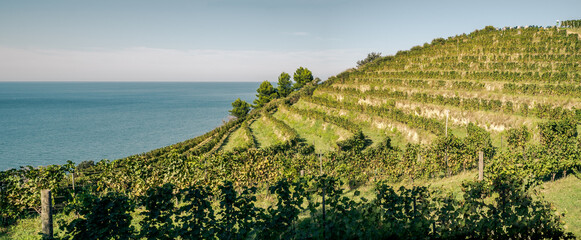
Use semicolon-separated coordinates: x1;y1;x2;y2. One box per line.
321;179;326;240
478;151;484;181
41;189;53;239
319;154;323;175
72;170;75;192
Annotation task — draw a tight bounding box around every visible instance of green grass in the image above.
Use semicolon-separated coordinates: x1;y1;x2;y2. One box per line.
292;99;427;148
0;208;147;240
273;107;351;153
0;212;78;240
0;217;39;240
249;116;282;148
540;175;581;237
220;124;249;152
448;126;467;139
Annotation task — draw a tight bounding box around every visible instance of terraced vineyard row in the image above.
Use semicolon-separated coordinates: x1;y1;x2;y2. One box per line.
316;84;578;121
292;98;426;146
214;102;359;153
332;76;581;98
220;120;256;152
273;105;352;153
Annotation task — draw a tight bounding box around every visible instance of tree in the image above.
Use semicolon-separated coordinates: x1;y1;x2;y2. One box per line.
292;67;313;90
276;72;292;98
356;52;382;67
253;81;277;108
313;77;321;85
229;98;250;119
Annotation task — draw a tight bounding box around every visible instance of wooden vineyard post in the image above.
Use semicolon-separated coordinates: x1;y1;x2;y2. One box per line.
318;153;326;239
71;169;75;192
319;154;323;175
445;151;449;178
478;151;484;181
41;189;53;239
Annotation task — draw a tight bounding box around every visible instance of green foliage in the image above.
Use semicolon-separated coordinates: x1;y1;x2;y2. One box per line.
257;178;306;239
287;104;361;134
75;160;95;173
0;162;74;226
175;185;215;239
337;130;371;152
276;72;293;98
320;83;579;121
229;98;251;119
139;183;177;239
306;96;445;136
433;134;468;176
560;19;581;28
506;125;531;153
538;120;579;179
60;192;135;240
215;181;259;239
17;170;581;239
228;120;256;152
465;123;496;163
483;172;574;239
253;81;278;108
293;67;313;90
263;110;299;143
356;52;382;67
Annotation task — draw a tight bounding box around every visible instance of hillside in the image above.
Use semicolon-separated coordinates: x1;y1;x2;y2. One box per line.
310;26;580;147
214;26;581;154
2;24;581;239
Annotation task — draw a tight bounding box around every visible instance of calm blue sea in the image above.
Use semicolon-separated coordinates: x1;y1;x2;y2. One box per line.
0;82;257;171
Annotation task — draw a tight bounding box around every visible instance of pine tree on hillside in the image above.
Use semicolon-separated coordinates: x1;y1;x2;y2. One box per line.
356;52;382;67
229;98;251;119
253;81;278;108
277;72;292;98
293;67;313;90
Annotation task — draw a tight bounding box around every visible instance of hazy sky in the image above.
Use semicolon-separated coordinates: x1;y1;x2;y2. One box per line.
1;0;579;82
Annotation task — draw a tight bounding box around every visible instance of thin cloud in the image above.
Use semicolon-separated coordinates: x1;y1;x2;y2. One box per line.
0;46;364;82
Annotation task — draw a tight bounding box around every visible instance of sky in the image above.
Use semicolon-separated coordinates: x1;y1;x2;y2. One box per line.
0;0;579;82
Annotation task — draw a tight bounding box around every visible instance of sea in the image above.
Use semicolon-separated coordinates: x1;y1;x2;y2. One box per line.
0;82;258;171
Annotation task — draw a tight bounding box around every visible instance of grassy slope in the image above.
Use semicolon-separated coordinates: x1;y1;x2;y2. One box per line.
292;99;410;148
540;175;581;237
273;107;351;153
220;125;248;151
249;116;282;148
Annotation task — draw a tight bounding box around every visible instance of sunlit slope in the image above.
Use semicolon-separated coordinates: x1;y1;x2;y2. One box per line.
300;26;580;148
129;26;580;157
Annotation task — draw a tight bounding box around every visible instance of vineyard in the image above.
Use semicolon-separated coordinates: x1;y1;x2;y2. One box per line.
2;23;581;239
